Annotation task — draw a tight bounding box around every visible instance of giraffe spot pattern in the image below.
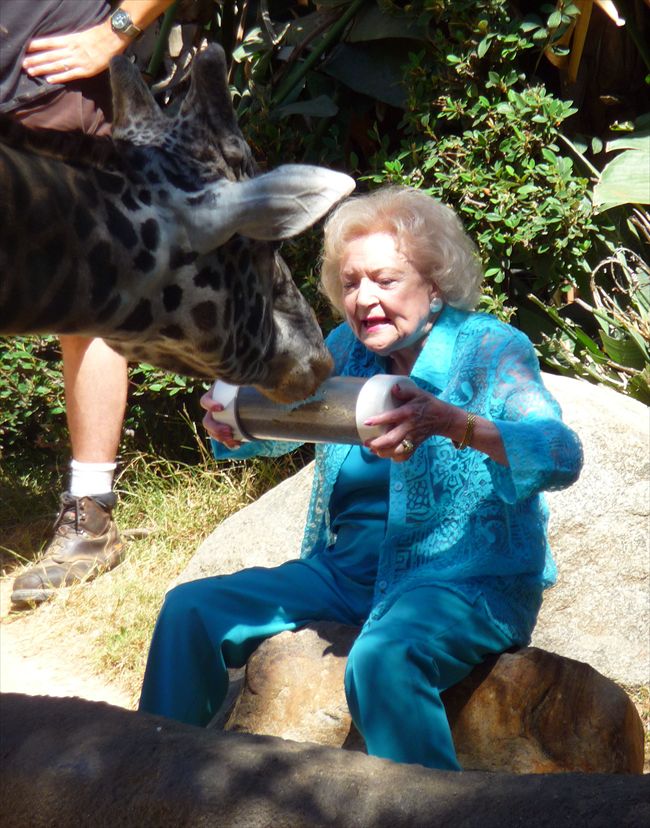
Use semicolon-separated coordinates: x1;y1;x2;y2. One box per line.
88;241;117;305
169;247;198;269
96;293;121;324
105;201;138;249
191;300;217;331
26;239;66;295
33;268;78;328
134;249;156;272
118;298;153;332
77;176;100;208
95;168;125;194
246;293;265;335
0;44;332;390
140;218;159;251
74;204;95;240
159;162;201;193
121;189;139;212
159;324;185;340
163;284;183;311
193;266;222;290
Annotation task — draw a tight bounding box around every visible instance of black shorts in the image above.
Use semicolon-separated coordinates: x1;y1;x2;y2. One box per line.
10;72;112;135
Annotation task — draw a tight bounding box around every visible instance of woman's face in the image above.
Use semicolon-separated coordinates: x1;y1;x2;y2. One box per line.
339;232;436;356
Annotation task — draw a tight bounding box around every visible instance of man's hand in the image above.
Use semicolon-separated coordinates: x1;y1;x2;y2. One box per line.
22;22;129;84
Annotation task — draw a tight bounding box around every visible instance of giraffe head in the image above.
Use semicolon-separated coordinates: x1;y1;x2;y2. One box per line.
0;45;354;403
105;45;355;401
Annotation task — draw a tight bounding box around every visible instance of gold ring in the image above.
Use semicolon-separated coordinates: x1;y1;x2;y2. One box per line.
400;438;415;454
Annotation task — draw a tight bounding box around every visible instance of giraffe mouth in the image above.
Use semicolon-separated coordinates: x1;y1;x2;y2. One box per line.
256;351;333;404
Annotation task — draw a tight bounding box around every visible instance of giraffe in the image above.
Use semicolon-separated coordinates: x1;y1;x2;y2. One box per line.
0;44;355;403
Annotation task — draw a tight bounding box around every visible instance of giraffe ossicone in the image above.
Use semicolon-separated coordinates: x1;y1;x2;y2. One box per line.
0;44;355;402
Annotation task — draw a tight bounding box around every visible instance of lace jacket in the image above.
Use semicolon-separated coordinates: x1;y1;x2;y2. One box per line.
212;307;583;642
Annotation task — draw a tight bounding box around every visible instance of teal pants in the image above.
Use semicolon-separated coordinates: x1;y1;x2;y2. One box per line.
138;557;515;770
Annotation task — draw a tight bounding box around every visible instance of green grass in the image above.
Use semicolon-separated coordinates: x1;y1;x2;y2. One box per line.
1;441;305;704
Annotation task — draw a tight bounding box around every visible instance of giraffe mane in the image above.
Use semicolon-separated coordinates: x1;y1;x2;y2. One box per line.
0;115;122;171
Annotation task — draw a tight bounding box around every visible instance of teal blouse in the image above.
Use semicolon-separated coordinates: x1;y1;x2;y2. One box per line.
212;307;583;642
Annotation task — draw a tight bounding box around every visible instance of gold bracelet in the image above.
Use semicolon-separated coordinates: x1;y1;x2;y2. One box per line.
452;411;476;451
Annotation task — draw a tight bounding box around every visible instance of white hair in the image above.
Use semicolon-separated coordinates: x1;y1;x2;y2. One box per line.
320;186;484;315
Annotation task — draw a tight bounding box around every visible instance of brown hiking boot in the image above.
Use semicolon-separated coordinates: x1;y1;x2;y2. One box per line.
10;492;124;607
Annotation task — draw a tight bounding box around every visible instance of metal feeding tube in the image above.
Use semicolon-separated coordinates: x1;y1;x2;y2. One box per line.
210;375;418;445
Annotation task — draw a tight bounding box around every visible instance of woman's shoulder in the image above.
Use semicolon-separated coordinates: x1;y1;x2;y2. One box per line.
460;311;533;351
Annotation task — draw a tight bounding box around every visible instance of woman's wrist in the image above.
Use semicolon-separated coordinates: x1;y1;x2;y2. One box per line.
440;405;470;445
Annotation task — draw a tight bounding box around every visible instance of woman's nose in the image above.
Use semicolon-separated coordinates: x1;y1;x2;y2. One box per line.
356;277;378;308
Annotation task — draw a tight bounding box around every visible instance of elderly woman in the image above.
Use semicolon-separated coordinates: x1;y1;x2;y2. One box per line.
139;187;582;770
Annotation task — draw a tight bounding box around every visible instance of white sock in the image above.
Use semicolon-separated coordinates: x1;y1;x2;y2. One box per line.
68;459;117;498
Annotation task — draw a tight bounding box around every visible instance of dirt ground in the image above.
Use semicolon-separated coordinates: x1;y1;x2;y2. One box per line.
0;577;132;709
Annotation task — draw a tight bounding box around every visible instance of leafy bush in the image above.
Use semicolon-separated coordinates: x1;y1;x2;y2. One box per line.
0;336;209;468
227;0;648;389
3;1;648;467
0;338;66;461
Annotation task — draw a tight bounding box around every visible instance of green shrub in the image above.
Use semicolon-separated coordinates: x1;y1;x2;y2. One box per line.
4;1;647;467
0;337;66;461
0;337;209;468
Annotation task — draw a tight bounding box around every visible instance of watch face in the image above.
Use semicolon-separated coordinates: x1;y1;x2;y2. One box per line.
112;10;130;31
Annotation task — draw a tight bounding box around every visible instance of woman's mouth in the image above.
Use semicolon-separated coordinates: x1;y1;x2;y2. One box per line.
362;317;390;332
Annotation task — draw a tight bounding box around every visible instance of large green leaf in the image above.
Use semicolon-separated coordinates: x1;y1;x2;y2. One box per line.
322;41;408;108
273;95;339;119
593;141;650;212
605;131;650;152
347;4;428;43
599;330;648;370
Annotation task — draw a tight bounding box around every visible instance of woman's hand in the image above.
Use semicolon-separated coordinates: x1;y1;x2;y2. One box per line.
22;22;127;84
200;389;243;450
362;382;457;462
363;381;508;465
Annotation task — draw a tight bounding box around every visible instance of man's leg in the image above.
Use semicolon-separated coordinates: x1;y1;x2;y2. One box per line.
11;336;129;606
10;78;124;607
61;335;127;466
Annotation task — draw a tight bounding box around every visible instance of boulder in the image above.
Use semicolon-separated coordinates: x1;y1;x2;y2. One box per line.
225;625;645;774
2;693;649;828
178;374;649;689
226;622;359;748
535;374;649;687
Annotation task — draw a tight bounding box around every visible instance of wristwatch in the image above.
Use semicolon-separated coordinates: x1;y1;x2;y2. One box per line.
110;8;143;39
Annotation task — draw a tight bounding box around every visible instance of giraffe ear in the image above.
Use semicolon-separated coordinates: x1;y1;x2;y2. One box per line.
109;55;166;138
228;165;356;240
181;166;356;252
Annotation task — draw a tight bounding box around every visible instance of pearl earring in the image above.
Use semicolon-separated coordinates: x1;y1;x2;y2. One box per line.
430;296;443;314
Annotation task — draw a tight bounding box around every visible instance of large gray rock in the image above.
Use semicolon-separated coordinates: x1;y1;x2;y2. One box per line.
226;626;645;774
178;374;649;687
2;693;648;828
535;374;649;686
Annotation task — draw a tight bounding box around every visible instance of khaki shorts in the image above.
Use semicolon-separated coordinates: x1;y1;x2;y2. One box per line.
11;72;112;136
